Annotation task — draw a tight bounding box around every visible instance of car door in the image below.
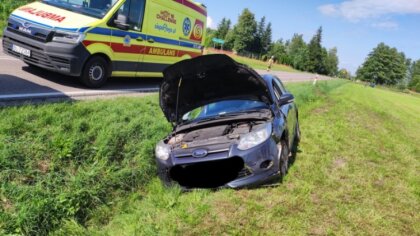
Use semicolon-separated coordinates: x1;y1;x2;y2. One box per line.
273;78;296;148
110;0;147;75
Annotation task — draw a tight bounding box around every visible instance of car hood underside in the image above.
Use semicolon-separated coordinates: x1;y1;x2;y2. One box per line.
160;54;273;123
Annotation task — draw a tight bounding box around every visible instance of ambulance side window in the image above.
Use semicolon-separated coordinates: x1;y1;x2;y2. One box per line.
117;0;146;31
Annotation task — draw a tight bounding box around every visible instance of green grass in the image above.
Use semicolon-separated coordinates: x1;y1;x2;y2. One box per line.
1;80;419;235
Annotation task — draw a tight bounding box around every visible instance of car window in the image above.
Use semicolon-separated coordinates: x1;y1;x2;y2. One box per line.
272;81;282;100
274;77;287;94
42;0;118;18
116;0;146;31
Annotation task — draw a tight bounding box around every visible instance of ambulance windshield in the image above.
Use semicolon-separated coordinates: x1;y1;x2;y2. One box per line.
42;0;119;19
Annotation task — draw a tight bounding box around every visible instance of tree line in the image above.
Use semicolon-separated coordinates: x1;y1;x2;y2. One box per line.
206;8;340;77
356;42;420;92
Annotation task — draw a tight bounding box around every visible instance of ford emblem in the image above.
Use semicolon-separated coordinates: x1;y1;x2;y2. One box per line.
192;149;208;158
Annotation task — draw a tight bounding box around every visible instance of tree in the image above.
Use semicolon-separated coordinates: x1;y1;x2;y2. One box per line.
408;60;420;92
287;34;308;70
307;27;327;74
261;22;272;54
231;8;257;53
214;18;231;40
223;29;235;51
325;47;339;76
338;69;351;80
253;16;266;54
204;28;216;48
356;43;407;85
268;40;289;64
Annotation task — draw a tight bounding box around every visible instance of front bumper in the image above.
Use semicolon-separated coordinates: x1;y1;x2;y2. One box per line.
156;138;280;189
2;28;90;76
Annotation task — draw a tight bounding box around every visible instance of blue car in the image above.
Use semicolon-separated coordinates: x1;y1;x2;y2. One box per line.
156;54;300;189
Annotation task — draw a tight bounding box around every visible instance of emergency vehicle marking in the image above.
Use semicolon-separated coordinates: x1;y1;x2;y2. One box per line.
10;14;80;32
190;19;204;41
123;35;131;47
183;18;192;36
82;40;201;58
18;7;66;23
154;23;177;34
148;47;177;56
156;11;177;24
89;27;202;50
172;0;207;16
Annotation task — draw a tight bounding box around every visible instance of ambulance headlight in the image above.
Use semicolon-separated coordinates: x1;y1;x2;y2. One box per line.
52;31;85;44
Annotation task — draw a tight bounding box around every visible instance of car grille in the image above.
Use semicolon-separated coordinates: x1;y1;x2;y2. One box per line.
175;148;229;159
237;167;253;179
7;27;51;43
7;17;53;43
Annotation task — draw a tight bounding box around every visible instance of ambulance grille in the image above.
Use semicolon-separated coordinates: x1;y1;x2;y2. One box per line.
3;38;55;70
7;27;50;43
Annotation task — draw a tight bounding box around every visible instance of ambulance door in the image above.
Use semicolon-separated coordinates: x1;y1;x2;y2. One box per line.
110;0;147;76
138;0;180;76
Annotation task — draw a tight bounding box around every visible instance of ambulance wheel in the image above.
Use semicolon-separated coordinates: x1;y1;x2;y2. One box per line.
80;56;109;88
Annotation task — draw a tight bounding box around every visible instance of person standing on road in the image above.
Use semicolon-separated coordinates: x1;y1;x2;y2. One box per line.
313;73;319;86
267;56;275;72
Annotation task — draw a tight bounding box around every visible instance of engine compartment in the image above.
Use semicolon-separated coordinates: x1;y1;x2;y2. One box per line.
167;121;268;149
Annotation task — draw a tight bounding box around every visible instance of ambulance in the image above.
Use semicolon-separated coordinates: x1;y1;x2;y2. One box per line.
2;0;207;87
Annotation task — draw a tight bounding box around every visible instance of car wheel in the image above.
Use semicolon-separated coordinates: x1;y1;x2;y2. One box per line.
278;140;290;177
80;56;109;88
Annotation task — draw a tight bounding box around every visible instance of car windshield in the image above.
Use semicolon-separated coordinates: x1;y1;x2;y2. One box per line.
182;100;269;123
41;0;119;19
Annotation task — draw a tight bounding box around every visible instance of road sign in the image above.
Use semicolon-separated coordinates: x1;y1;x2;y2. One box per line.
212;38;225;44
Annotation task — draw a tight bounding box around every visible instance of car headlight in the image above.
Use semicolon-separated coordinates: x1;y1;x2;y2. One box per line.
155;141;171;161
52;31;85;44
237;123;272;150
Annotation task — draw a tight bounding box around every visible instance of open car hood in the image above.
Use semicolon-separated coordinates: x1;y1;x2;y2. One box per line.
160;54;273;123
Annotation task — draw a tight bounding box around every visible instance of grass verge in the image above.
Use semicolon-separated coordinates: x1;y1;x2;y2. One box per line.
1;80;419;235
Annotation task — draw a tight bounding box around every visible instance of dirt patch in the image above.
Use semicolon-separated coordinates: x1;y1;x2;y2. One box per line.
312;100;335;115
37;160;50;173
1;198;13;212
309;227;326;235
311;193;321;204
332;158;347;169
313;106;330;114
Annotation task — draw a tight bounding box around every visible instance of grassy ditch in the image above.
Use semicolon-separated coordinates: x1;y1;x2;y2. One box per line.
89;81;419;236
1;80;419;235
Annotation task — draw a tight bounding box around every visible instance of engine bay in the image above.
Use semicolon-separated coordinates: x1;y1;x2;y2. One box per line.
167;121;268;149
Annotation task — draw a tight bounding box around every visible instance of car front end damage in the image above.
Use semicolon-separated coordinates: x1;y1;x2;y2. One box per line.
156;54;284;189
156;119;282;189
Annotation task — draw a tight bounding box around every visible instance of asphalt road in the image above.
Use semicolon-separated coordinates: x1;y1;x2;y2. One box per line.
0;43;330;104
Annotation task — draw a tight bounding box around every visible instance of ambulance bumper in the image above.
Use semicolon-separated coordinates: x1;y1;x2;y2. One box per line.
2;28;90;76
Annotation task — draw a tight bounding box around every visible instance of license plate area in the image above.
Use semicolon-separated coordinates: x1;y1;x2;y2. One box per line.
11;44;31;57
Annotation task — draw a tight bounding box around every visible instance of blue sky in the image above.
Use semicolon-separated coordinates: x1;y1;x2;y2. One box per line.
199;0;420;74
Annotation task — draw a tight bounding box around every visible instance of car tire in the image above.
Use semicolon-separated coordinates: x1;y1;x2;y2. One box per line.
80;56;109;88
278;140;290;178
291;122;301;155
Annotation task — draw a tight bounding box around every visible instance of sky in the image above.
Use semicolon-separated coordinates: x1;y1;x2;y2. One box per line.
199;0;420;74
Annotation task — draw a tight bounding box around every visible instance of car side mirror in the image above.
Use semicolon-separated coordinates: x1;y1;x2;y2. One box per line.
114;14;129;30
279;93;294;105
